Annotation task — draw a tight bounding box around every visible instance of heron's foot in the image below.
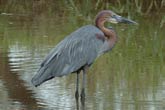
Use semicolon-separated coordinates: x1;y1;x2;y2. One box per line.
75;90;79;99
81;88;85;100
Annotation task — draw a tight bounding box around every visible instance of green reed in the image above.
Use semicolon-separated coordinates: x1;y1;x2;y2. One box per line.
0;0;164;15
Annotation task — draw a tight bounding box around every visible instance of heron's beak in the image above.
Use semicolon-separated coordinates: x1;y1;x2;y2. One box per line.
109;14;138;25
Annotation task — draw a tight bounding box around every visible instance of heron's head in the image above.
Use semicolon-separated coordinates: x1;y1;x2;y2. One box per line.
95;10;137;27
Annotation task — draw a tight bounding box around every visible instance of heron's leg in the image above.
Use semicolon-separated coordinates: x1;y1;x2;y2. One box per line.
81;66;88;99
75;71;80;99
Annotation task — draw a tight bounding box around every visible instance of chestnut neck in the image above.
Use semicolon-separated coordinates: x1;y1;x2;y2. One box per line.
95;18;116;37
95;17;118;48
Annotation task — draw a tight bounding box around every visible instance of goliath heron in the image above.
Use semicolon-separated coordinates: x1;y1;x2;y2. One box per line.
31;10;137;99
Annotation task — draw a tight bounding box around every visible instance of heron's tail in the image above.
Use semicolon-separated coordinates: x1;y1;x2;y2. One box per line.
31;66;54;87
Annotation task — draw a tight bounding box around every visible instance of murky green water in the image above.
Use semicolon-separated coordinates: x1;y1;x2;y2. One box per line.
0;2;165;110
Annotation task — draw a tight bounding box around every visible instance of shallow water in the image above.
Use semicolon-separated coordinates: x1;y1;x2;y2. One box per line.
0;3;165;110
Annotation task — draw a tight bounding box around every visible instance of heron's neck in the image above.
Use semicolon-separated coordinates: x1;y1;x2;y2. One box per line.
96;19;118;48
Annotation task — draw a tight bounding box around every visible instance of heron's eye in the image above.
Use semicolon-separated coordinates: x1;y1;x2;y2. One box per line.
111;15;116;18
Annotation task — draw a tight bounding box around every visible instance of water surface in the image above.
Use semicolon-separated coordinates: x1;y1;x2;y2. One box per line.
0;4;165;110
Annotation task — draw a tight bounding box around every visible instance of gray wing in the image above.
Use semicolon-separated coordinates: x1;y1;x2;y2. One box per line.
31;25;105;86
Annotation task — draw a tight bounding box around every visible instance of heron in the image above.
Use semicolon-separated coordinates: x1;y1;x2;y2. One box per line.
31;10;137;99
